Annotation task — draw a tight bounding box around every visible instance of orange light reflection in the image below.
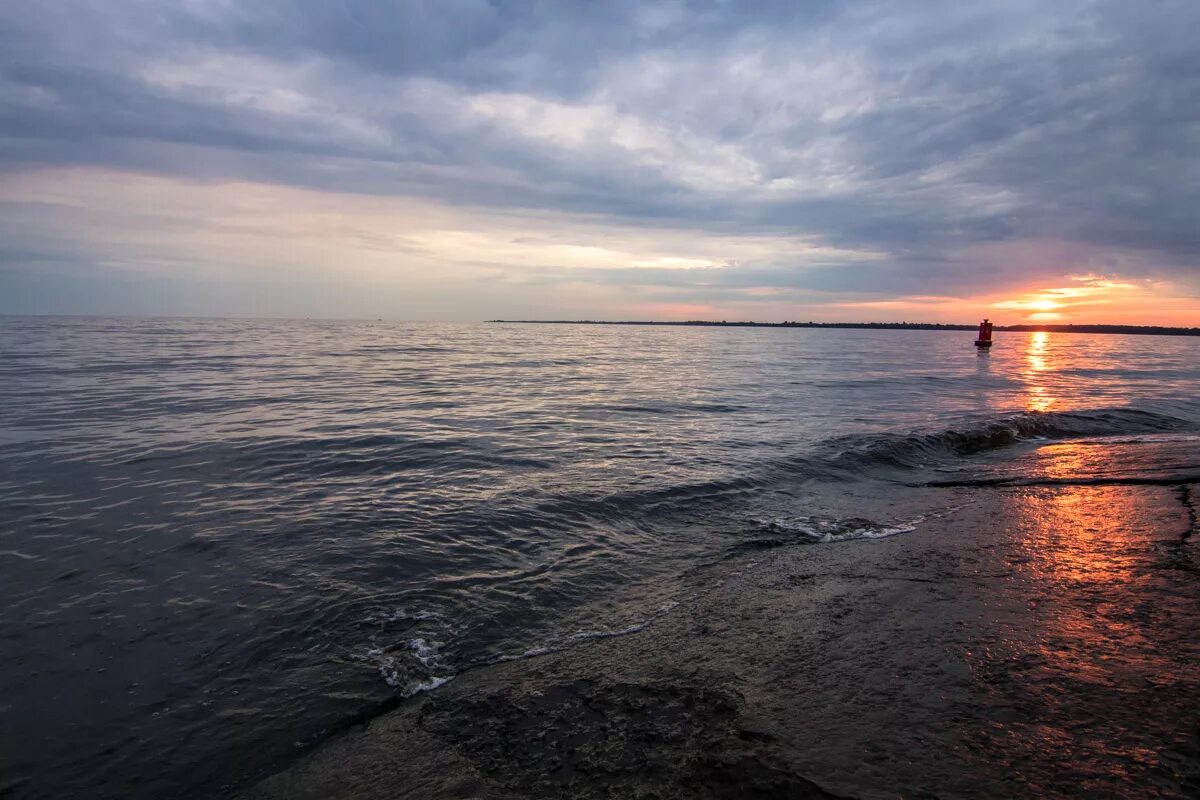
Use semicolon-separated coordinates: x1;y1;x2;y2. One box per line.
1022;331;1055;412
973;483;1197;793
1011;483;1189;687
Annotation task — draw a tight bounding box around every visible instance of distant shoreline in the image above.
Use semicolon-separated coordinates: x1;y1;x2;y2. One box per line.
488;320;1200;336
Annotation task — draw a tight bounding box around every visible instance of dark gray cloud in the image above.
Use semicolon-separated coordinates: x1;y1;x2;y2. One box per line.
1;0;1198;315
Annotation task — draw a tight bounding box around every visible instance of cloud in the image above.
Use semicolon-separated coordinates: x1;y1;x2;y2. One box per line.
0;1;1197;319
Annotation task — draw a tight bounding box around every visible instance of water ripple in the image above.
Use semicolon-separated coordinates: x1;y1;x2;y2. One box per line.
0;317;1197;799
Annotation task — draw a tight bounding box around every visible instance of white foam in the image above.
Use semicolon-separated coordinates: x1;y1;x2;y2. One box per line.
758;515;918;542
756;503;968;544
407;637;442;668
377;657;402;688
355;605;462;690
495;644;568;664
403;675;454;697
520;646;556;658
567;622;648;641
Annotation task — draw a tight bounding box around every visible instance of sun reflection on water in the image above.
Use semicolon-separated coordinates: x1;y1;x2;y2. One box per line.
1023;331;1056;412
975;483;1200;793
956;368;1200;793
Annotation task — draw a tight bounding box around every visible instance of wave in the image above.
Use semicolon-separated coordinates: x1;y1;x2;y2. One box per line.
754;514;922;544
815;407;1189;475
924;473;1200;488
285;407;1192;537
582;406;1192;521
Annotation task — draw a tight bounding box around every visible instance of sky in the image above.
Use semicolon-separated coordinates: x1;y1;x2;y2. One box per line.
1;1;1198;324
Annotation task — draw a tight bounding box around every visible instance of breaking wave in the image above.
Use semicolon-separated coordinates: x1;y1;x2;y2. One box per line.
813;407;1189;476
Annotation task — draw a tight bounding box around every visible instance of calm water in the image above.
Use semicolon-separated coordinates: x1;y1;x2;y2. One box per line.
1;317;1198;798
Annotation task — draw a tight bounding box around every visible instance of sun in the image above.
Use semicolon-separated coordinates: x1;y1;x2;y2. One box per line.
990;276;1144;322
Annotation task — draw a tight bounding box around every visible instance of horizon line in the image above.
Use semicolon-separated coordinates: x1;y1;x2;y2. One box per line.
489;319;1200;336
2;313;1197;335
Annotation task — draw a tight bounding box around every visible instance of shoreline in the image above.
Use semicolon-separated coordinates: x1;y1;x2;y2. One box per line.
241;479;1200;799
487;320;1200;337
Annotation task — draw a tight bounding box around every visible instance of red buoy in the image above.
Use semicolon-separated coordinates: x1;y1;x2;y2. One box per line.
974;318;994;348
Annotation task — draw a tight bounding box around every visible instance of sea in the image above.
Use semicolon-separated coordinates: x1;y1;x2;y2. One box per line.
1;316;1198;799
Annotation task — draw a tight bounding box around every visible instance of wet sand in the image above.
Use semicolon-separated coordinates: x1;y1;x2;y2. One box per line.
242;481;1200;799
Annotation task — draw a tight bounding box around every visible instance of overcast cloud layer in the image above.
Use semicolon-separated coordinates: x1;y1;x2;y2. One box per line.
1;1;1198;322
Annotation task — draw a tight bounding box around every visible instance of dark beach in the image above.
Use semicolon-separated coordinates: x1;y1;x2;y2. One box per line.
244;475;1200;799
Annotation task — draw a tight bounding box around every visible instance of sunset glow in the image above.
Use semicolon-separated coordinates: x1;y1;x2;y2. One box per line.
825;275;1198;327
985;276;1197;326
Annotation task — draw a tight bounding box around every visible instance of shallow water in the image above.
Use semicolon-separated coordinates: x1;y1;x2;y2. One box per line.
1;317;1197;798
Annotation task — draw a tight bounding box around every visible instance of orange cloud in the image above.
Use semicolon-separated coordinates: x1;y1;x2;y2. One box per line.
819;274;1198;326
988;275;1195;324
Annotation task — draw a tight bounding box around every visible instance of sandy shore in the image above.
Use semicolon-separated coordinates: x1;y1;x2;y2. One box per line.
241;480;1200;799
